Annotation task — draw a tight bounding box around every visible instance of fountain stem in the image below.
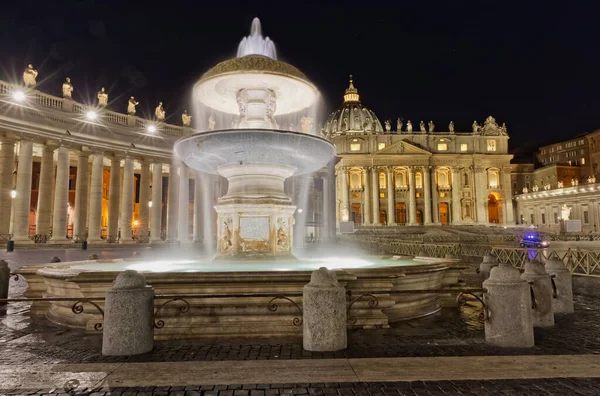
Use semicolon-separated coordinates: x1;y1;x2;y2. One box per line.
237;88;277;129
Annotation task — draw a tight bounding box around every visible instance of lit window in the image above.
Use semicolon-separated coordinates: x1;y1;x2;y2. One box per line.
415;192;421;198
437;143;448;151
379;192;384;198
415;172;423;188
350;172;361;189
440;192;446;198
379;172;386;189
487;140;497;152
460;143;468;152
350;143;361;151
581;157;586;165
378;143;386;150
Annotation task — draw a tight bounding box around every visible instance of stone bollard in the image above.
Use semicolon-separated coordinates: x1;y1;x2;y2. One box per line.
521;260;554;328
49;256;61;263
477;255;499;282
545;259;574;314
0;260;10;301
483;263;534;348
303;267;347;352
102;270;154;356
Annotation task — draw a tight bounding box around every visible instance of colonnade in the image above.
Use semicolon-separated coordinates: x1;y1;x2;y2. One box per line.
0;136;212;245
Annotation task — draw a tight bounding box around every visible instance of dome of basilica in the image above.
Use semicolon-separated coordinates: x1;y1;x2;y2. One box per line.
322;76;384;137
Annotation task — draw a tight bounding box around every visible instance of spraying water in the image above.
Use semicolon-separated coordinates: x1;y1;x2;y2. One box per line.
237;18;277;59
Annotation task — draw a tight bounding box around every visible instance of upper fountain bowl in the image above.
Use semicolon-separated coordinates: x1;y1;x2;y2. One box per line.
195;55;319;116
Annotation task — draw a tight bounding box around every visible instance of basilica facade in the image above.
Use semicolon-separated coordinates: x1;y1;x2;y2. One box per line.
326;79;515;227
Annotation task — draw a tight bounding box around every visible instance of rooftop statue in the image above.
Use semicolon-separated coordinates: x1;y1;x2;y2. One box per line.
449;121;455;133
501;123;508;134
62;77;73;99
419;121;426;132
406;120;413;132
557;181;564;188
23;64;38;88
97;87;108;107
522;186;528;193
127;97;139;115
300;116;314;133
208;115;216;130
155;102;166;121
481;116;507;136
385;120;391;132
428;120;435;133
182;110;192;127
472;121;480;133
397;118;403;132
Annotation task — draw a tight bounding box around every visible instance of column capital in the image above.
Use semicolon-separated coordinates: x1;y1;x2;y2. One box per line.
501;166;512;173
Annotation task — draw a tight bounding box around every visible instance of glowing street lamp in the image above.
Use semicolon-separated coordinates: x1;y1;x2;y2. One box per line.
148;200;153;208
147;125;157;133
10;189;16;198
86;111;98;120
12;90;26;102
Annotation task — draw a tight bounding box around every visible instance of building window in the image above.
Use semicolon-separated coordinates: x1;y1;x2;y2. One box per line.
437;170;449;187
415;172;423;188
437;143;448;151
379;172;386;189
581;157;586;165
415;192;421;198
488;169;499;188
584;210;590;224
440;192;446;198
487;140;497;152
378;142;386;151
554;212;558;224
541;213;546;224
350;143;361;151
460;143;468;152
530;213;534;225
350;172;361;189
395;171;407;188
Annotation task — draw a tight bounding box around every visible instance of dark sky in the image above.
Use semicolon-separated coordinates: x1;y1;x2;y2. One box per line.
1;1;599;158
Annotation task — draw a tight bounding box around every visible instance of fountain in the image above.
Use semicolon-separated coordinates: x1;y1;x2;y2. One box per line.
16;19;465;339
176;17;334;259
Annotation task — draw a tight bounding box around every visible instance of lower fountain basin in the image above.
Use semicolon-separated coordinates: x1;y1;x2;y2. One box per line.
17;255;463;339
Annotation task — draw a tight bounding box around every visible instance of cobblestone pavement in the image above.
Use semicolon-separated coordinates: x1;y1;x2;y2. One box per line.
0;294;599;366
3;378;600;396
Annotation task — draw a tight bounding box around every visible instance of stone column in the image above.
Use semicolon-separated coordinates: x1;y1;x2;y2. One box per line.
362;167;371;225
423;166;432;225
107;156;121;242
35;144;56;237
432;168;440;224
48;146;70;244
408;167;417;225
193;171;203;243
0;137;16;236
473;165;488;224
72;150;90;241
178;164;190;243
150;162;163;243
119;156;135;244
12;140;34;243
386;167;395;226
324;159;337;239
87;152;104;243
451;167;462;224
203;173;215;248
371;168;380;225
340;167;349;222
166;160;179;241
138;159;150;241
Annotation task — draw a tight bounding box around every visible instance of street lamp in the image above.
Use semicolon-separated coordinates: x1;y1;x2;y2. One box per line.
12;90;26;102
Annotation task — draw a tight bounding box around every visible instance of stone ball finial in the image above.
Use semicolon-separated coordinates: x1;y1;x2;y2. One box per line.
523;260;546;275
309;267;339;287
113;270;147;290
49;257;61;263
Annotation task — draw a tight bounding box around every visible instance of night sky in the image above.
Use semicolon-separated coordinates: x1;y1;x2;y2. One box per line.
1;1;598;160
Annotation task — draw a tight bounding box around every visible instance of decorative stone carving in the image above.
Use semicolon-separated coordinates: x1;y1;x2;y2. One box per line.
588;175;596;184
208;115;216;130
23;64;38;87
481;116;507;136
428;121;435;133
62;77;73;99
449;121;454;133
155;102;165;121
127;97;139;115
561;204;571;220
406;120;413;132
557;181;563;188
472;120;480;133
97;87;108;107
522;186;528;193
419;121;426;132
276;217;289;251
385;120;391;132
182;110;192;127
301;116;314;133
220;217;233;254
397;118;403;132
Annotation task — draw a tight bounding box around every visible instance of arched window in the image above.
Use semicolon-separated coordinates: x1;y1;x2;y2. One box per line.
350;172;361;189
395;171;407;187
379;172;386;189
488;169;499;188
437;170;449;187
415;172;423;188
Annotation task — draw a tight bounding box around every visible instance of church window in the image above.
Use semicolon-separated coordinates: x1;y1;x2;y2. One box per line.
350;172;361;189
460;143;468;152
350;138;361;151
395;171;407;187
437;170;449;187
437;143;448;151
378;142;386;150
379;172;387;189
581;157;586;165
487;140;497;152
415;172;423;188
488;169;499;188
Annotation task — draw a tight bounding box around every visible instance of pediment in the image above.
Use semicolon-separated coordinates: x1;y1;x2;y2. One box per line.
376;140;432;155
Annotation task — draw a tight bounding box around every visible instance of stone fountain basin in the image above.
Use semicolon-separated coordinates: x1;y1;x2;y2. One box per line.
174;129;335;176
16;256;462;340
